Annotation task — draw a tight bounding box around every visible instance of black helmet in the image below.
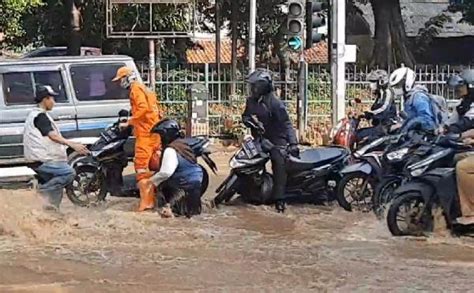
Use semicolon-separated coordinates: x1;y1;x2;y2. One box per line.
447;69;474;89
34;85;58;103
246;69;273;97
151;119;181;145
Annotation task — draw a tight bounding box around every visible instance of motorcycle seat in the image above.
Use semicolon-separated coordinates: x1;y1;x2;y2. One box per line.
288;147;347;170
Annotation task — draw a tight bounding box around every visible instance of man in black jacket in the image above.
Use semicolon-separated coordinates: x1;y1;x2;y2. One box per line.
242;69;299;212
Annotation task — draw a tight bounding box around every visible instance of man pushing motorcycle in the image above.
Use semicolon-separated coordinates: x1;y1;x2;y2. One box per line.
112;66;162;212
242;69;299;213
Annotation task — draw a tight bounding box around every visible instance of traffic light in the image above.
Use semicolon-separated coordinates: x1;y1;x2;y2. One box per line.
287;0;305;52
306;0;327;49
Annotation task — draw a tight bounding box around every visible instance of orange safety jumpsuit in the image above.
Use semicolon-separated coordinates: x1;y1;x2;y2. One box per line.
128;81;162;182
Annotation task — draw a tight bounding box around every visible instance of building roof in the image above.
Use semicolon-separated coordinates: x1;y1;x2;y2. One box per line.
357;0;474;38
185;40;328;64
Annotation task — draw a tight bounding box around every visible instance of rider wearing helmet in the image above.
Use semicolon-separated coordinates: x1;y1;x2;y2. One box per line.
389;65;438;133
365;69;397;126
446;70;474;225
445;69;474;134
242;69;299;212
141;119;203;218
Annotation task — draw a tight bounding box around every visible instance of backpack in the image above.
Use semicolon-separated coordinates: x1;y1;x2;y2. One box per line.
411;89;449;126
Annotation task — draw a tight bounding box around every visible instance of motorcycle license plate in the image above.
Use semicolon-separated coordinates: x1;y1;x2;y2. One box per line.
243;139;259;159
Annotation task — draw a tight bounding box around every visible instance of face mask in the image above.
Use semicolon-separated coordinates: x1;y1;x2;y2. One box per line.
369;82;378;91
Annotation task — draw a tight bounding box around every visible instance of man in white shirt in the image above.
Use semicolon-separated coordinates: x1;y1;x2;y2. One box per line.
23;85;89;210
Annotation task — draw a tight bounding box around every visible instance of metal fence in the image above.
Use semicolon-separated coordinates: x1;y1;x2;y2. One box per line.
136;61;464;137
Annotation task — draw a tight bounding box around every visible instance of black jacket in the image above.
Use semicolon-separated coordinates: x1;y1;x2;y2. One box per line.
242;93;298;146
447;96;474;134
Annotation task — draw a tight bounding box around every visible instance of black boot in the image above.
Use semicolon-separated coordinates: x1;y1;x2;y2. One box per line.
275;200;286;213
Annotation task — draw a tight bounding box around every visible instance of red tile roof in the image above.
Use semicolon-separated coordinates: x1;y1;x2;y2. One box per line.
186;40;328;64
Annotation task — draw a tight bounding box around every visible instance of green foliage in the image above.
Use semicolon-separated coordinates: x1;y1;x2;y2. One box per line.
0;0;43;48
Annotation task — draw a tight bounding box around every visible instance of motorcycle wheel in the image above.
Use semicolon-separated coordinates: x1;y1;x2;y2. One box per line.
66;165;107;207
372;177;402;219
387;192;433;236
242;173;273;205
336;172;374;212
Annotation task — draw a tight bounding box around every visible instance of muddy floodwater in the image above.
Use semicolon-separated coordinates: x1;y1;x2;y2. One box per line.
1;152;474;292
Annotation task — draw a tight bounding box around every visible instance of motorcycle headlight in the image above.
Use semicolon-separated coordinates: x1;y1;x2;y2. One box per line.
386;148;409;161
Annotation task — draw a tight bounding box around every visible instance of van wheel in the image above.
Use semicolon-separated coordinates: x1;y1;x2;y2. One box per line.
66;166;107;207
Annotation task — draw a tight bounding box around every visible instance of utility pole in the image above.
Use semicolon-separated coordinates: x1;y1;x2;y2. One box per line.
331;0;346;125
249;0;257;73
148;39;156;91
216;0;222;101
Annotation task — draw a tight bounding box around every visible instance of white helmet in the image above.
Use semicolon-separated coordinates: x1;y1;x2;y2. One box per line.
389;65;416;92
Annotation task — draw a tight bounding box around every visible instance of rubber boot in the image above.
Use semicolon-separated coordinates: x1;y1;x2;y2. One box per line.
136;179;156;212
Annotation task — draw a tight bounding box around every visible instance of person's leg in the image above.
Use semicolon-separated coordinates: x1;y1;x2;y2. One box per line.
456;156;474;222
270;147;287;212
184;182;202;218
134;134;161;211
36;161;76;209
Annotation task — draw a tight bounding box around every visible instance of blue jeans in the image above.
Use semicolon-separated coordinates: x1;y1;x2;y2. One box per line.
35;161;76;209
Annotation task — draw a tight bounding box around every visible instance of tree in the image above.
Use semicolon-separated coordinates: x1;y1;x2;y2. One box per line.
0;0;43;48
65;0;82;55
365;0;415;68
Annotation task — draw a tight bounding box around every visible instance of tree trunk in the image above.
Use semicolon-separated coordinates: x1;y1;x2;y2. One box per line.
230;0;238;96
370;0;414;69
66;0;82;56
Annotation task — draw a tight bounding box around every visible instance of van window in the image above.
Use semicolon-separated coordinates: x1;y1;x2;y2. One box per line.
2;71;67;105
70;63;128;101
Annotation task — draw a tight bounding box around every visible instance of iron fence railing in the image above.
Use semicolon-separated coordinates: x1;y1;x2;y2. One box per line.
136;61;465;136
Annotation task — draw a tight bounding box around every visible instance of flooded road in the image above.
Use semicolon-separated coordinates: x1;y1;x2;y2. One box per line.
1;152;474;292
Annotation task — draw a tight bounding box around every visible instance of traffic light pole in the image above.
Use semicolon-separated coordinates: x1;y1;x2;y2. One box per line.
331;0;346;125
297;55;306;140
249;0;257;73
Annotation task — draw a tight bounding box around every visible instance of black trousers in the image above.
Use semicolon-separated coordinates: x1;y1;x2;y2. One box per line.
270;147;287;201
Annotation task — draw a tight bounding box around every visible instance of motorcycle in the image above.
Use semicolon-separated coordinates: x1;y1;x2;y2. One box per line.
66;111;217;211
330;98;400;150
335;134;398;211
371;131;437;217
386;135;471;236
212;118;349;208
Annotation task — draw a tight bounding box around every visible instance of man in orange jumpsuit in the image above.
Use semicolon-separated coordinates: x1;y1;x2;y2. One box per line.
112;67;161;211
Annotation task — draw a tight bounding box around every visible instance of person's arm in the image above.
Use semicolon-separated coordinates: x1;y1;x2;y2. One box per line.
34;113;89;154
273;99;298;145
370;89;392;115
241;98;253;126
150;148;179;187
128;86;149;127
400;95;435;133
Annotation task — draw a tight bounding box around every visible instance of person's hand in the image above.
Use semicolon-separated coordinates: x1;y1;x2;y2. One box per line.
436;126;447;135
390;123;402;132
462;129;474;139
463;138;474;146
119;121;129;130
288;144;300;158
69;142;90;155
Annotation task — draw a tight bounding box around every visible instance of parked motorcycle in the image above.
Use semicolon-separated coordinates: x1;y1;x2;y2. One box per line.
66;111;217;211
386;135;471;236
213;118;349;208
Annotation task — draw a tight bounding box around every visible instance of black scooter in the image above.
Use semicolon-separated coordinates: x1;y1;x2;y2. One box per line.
66;111;217;209
386;135;472;236
212;118;349;209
